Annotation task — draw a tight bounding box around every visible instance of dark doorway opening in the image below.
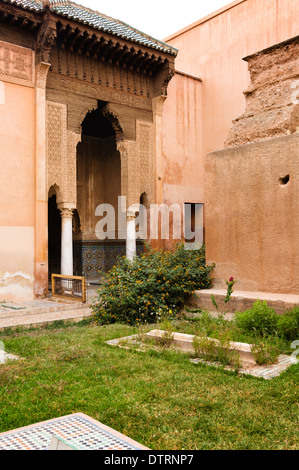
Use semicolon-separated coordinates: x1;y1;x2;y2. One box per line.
48;194;61;281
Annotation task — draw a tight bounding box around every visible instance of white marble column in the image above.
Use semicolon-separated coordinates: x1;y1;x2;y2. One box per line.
126;213;137;261
60;209;74;276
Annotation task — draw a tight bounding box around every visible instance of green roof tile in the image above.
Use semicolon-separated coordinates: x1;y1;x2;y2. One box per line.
4;0;178;55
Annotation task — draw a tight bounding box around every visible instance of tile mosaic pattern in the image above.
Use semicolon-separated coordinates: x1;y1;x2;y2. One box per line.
0;415;143;451
81;242;144;278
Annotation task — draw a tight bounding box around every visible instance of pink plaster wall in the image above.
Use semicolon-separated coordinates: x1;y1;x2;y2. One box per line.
205;134;299;294
161;0;299;293
0;80;35;299
163;72;204;207
164;0;299;156
0;81;35;227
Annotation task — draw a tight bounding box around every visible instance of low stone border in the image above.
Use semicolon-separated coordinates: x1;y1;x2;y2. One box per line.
190;355;296;380
106;333;297;380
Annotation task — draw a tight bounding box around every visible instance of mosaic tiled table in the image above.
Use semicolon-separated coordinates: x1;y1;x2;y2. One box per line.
0;413;148;450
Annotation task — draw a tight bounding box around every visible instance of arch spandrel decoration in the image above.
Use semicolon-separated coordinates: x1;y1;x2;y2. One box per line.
47;98;155;212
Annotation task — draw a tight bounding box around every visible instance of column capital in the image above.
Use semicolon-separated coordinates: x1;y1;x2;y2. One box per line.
127;203;140;220
60;208;74;219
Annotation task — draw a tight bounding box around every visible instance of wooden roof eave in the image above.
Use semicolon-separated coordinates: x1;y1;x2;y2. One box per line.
0;0;42;31
52;12;174;74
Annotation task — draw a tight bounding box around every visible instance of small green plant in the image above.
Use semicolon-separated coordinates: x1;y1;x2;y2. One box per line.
234;300;278;336
251;337;280;365
158;319;174;348
276;307;299;341
192;329;242;369
211;277;235;313
193;334;216;361
217;329;239;367
137;324;147;343
118;338;130;348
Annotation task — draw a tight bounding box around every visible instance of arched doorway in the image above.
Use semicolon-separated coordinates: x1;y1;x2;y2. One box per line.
73;209;82;276
48;192;61;282
75;102;124;280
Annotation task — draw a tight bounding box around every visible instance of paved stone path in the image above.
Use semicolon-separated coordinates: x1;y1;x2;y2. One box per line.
0;287;97;330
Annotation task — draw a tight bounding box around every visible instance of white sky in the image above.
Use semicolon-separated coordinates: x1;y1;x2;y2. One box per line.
73;0;234;41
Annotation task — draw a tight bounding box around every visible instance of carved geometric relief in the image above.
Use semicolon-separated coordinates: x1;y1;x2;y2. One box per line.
117;139;137;208
48;75;152;112
137;121;155;204
46;101;67;203
66;131;81;205
0;40;34;87
46;101;80;206
117;121;155;209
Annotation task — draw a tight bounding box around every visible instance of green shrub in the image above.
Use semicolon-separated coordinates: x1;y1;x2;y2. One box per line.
92;242;214;325
276;307;299;341
251;337;280;365
234;300;278;336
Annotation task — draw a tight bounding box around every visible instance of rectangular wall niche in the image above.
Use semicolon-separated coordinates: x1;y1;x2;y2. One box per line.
184;203;204;249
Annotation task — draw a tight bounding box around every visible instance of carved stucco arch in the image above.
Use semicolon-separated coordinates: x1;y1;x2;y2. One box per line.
72;100;125;140
100;103;124;142
48;183;62;204
47;97;155;215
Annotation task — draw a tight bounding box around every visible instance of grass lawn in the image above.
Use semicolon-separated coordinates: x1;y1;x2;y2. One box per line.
0;320;298;450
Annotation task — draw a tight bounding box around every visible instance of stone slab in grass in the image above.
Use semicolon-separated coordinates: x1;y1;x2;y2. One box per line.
106;331;297;380
146;330;257;365
1;303;27;310
0;350;20;364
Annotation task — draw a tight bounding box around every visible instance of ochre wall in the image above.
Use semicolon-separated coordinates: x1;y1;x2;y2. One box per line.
204;34;299;294
164;0;299;156
161;0;299;293
0;80;35;300
162;72;203;247
162;0;299;230
205;134;299;294
163;72;204;206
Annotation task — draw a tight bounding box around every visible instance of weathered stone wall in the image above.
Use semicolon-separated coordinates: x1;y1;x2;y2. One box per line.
225;36;299;147
206;36;299;294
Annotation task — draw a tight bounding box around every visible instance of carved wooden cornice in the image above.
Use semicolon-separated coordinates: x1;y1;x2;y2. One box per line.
0;0;42;31
54;18;172;77
0;0;176;96
35;5;57;63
